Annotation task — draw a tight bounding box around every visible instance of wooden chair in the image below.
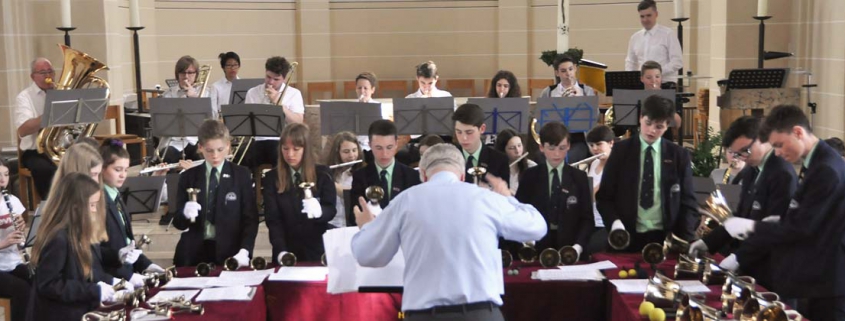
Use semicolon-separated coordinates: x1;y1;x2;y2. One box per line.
15;138;39;212
376;80;410;99
482;79;492;97
306;82;337;105
343;81;357;99
94;105;146;161
445;79;476;97
528;79;555;101
0;297;10;321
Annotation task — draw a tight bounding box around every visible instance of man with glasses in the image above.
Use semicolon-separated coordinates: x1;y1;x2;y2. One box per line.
14;57;58;199
596;95;698;251
688;116;797;288
212;52;240;114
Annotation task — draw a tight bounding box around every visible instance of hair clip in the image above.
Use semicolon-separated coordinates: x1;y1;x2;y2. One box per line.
111;140;125;147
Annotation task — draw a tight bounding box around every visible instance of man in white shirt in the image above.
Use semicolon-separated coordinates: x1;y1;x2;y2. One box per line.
242;56;304;171
625;0;683;82
212;51;241;113
351;143;546;321
14;58;58;198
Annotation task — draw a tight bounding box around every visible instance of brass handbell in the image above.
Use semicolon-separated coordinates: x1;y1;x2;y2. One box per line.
135;234;151;249
365;186;385;205
143;266;176;288
252;256;268;270
702;260;729;285
559;246;579;265
130;307;172;319
676;293;717;321
607;229;630;250
186;188;201;223
663;233;691;255
643;272;682;309
466;166;488;186
501;249;513;268
642;242;667;265
195;262;216;276
82;311;125;321
518;241;537;263
223;257;241;271
746;302;804;321
697;189;733;238
674;255;711;279
279;251;298;267
721;274;757;316
299;182;316;199
539;248;561;267
738;290;787;321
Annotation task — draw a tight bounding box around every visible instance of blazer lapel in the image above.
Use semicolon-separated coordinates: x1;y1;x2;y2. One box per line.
106;195;129;243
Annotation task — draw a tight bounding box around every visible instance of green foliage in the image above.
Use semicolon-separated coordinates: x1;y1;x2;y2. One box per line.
690;127;723;177
540;48;584;66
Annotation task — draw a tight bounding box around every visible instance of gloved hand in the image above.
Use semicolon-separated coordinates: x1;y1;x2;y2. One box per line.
724;217;756;240
572;244;583;262
688;239;709;257
367;202;383;217
762;215;780;223
98;281;115;303
719;254;740;272
129;273;145;288
119;241;142;264
113;289;132;303
183;201;202;220
113;277;135;292
611;219;625;231
234;249;250;268
145;263;165;273
302;198;323;219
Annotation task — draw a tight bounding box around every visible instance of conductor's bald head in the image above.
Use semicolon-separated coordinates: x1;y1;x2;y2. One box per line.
418;143;466;182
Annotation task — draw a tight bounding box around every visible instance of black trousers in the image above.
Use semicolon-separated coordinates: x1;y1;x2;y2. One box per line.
585;227;608;259
0;264;32;321
162;144;201;165
21;150;57;199
241;140;278;171
799;296;845;321
629;230;666;253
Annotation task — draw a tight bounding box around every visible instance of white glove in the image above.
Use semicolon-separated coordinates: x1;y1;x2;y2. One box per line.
762;215;781;223
120;242;142;265
98;281;116;303
611;219;625;231
234;249;250;268
129;273;145;288
113;277;135;292
572;244;583;262
113;289;132;303
183;201;202;220
719;253;740;272
301;198;323;219
724;217;756;240
145;263;165;273
367;202;383;217
689;239;709;257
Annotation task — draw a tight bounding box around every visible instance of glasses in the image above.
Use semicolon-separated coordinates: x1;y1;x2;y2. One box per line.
224;64;240;69
729;139;755;159
34;70;55;76
179;71;198;75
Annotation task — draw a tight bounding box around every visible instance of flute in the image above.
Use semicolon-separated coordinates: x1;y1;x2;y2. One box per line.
329;159;363;169
569;153;606;167
509;153;529;167
140;160;205;174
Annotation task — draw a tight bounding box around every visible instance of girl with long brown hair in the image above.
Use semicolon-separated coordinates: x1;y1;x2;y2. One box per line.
324;131;365;228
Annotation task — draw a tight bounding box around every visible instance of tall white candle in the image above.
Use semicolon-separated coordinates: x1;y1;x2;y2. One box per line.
673;0;685;19
556;0;570;52
129;0;141;27
60;0;72;28
757;0;768;17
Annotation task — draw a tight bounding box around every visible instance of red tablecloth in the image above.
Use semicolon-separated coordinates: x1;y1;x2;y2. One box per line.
500;262;605;321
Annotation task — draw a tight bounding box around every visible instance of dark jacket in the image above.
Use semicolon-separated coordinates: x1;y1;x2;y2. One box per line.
100;192;153;280
457;145;510;187
349;160;421;226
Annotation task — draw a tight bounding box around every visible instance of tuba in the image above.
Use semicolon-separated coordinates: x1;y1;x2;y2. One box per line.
37;44;110;163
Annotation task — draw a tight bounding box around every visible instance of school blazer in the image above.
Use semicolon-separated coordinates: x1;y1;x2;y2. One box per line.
100;193;153;280
457;145;510;187
349;161;421;225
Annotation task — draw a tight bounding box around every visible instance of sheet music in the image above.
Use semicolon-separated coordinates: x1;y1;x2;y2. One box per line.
160;277;216;289
323;226;405;294
205;273;269;287
677;280;711;293
610;279;649;293
195;286;256;302
268;267;328;282
532;269;605;281
219;269;274;279
557;260;617;271
147;290;200;304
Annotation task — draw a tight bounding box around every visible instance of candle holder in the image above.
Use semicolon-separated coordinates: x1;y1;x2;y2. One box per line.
56;27;76;47
671;17;690;90
127;26;145;111
753;16;772;68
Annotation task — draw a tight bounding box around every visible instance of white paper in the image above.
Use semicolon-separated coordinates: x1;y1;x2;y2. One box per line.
610;279;650;293
322;227;405;294
557;260;617;272
677;280;711;293
160;277;216;289
206;274;268;287
219;269;274;279
195;286;256;302
532;269;605;281
268;267;328;282
147;290;199;304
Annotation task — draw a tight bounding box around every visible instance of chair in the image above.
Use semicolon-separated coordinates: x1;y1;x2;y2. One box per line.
0;297;10;321
94;105;147;161
343;81;357;99
528;79;555;101
306;82;337;105
16;138;39;212
445;79;476;97
377;80;410;99
482;79;492;98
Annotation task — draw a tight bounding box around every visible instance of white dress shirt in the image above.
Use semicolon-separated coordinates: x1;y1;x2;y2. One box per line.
212;76;237;114
329;169;353;228
587;159;606;228
160;87;216;151
351;171;547;311
509;159;537;195
625;23;683;82
14;83;47;151
244;83;304;142
0;194;26;272
404;87;452;99
540;81;597;98
356;98;386;151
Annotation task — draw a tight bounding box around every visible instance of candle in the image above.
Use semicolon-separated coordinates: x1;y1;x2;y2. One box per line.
757;0;768;17
130;0;141;27
60;0;72;28
673;0;684;19
556;0;570;52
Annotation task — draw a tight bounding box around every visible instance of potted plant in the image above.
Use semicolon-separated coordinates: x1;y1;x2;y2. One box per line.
689;126;722;177
540;48;584;66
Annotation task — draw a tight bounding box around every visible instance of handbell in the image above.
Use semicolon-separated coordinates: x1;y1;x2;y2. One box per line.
365;186;385;205
643;273;682;309
722;274;757;316
501;249;513;269
702;261;728;285
750;304;804;321
674;254;709;279
517;241;537;263
559;245;579;265
279;251;297;267
195;262;216;276
697;189;733;238
608;229;630;250
539;248;561;267
82;311;126;321
223;257;241;271
738;290;782;320
642;242;666;265
663;233;691;255
251;256;268;270
135;234;151;250
467;166;488;186
676;293;715;321
186;188;201;223
298;182;316;199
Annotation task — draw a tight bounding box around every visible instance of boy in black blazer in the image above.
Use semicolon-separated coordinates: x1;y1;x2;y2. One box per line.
720;105;845;321
515;121;593;259
350;120;421;225
452;103;509;187
596;95;699;252
173;120;258;267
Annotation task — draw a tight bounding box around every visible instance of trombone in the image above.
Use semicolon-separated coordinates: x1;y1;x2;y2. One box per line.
235;61;298;165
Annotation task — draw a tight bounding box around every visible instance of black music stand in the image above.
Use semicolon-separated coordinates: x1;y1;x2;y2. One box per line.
221;104;286;138
120;176;166;221
467;97;530;135
392;97;455;135
535;96;599;134
229;78;265;105
611;89;677;128
149;97;214;160
42;88;109;129
320;101;384;136
604;71;643;97
24;201;45;249
692;177;716;206
726;68;789;90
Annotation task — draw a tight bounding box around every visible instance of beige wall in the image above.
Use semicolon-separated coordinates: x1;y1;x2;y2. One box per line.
1;0;843;149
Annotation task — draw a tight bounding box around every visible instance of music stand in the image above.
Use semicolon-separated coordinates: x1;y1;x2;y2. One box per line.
726;68;789;90
120;176;167;219
221;104;286;138
42;88;108;129
392;97;455;135
692;177;717;206
149;97;214;160
24;201;46;249
604;71;643;97
466;98;530;135
229;78;264;105
611;89;677;127
535;96;599;134
320;101;384;136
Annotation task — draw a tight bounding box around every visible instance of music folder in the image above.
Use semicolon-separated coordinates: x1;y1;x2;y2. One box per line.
467;97;530;135
120;176;167;215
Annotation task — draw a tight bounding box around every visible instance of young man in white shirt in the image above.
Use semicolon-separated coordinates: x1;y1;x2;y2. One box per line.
243;56;304;171
625;0;683;82
539;54;597;98
14;57;58;199
211;51;240;113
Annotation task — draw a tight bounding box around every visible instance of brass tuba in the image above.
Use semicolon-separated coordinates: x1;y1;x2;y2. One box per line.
36;44;110;163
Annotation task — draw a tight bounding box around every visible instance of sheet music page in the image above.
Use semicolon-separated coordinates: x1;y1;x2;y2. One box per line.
160;277;216;289
195;286;256;302
268;267;328;282
147;290;200;304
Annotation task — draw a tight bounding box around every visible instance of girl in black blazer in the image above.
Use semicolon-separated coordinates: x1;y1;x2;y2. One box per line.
27;173;115;321
264;123;337;264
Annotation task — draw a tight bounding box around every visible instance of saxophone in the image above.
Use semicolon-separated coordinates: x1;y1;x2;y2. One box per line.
722;160;734;184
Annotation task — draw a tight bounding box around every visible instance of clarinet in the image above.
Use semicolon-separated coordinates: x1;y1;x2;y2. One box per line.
1;190;30;269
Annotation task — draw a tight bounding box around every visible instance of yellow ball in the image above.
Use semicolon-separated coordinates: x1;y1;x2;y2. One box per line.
619;270;628;279
628;269;637;277
639;301;655;317
649;307;666;321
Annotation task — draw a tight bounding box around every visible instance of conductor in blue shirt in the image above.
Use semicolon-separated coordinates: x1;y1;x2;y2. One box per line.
350;143;547;321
